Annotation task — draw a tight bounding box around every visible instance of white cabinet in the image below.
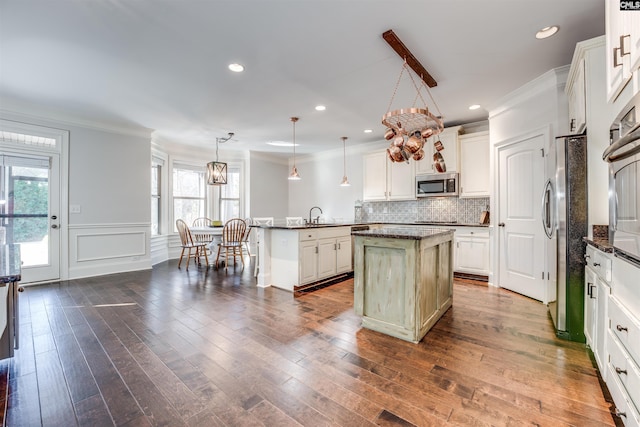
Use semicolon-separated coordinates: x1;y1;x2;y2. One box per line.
415;126;463;174
584;245;612;374
566;57;586;134
300;227;353;285
605;1;640;102
454;228;490;275
459;131;490;198
363;150;415;201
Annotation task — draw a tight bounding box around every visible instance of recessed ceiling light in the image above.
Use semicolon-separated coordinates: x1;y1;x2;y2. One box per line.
469;104;481;110
267;141;299;147
315;105;326;111
228;63;244;72
364;129;373;133
535;26;559;39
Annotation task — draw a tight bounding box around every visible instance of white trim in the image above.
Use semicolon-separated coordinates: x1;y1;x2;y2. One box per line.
68;222;151;229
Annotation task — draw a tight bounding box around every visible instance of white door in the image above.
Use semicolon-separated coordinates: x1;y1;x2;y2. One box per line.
497;134;545;301
0;152;61;283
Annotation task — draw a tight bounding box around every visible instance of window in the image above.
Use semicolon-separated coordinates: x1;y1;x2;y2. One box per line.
172;164;206;231
219;166;240;222
151;157;162;236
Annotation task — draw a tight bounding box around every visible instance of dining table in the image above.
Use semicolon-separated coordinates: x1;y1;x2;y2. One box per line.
190;226;224;252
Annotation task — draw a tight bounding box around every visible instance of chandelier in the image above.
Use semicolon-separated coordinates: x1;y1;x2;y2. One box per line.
206;132;234;185
382;60;444;163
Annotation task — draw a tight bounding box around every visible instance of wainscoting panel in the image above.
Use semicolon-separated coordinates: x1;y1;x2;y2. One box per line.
68;223;151;279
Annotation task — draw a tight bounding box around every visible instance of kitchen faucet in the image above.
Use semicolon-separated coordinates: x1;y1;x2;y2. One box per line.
308;206;323;225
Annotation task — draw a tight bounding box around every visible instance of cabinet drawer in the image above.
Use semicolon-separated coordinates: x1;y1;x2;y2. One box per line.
299;230;318;242
317;227;349;240
610;295;640;366
586;245;612;283
609;330;640;413
607;362;640;427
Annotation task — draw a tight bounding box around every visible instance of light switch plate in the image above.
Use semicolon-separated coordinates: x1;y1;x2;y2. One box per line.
70;204;81;214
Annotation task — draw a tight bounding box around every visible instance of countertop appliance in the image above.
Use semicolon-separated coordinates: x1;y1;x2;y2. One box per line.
546;134;587;342
604;91;640;266
416;172;458;197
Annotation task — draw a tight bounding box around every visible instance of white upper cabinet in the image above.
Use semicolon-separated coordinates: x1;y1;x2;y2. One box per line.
459;131;490;198
363;150;415;201
605;1;640;102
566;57;586;134
416;126;463;175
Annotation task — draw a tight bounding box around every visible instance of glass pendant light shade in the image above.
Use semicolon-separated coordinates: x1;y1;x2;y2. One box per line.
339;136;350;186
207;161;227;185
288;117;301;181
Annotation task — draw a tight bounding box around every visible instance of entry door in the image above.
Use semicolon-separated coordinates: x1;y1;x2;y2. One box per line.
497;134;545;301
0;153;60;283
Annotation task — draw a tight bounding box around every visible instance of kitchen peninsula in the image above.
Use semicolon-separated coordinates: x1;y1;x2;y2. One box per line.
352;227;454;343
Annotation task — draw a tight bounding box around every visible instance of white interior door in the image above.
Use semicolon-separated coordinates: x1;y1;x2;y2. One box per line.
497;135;545;301
0;152;61;283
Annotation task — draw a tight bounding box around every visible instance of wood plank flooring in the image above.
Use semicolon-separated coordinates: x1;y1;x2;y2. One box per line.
2;260;618;426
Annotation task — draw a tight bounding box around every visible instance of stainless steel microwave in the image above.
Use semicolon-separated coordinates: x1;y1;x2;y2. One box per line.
604;91;640;264
416;172;459;197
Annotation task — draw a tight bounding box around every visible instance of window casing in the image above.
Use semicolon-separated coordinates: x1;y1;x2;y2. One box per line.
151;157;162;236
218;166;241;222
172;164;206;232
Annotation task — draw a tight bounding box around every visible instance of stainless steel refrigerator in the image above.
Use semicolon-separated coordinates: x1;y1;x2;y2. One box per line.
543;134;587;342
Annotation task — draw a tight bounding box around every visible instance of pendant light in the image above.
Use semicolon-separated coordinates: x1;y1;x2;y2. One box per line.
206;132;233;185
288;117;301;181
339;136;350;187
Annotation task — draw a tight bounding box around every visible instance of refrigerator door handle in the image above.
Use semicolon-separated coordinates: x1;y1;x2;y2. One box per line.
541;179;554;239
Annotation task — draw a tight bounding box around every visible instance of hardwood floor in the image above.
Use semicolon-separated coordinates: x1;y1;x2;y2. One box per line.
2;260;617;426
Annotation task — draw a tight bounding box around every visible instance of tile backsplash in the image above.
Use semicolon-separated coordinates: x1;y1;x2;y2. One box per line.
361;197;490;224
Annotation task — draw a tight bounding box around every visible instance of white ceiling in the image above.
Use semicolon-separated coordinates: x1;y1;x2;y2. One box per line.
0;0;605;156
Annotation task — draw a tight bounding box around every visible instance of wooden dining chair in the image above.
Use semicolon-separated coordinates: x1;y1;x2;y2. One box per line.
192;217;216;253
215;218;247;270
176;219;209;270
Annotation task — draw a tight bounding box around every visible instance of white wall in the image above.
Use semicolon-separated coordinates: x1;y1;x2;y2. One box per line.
287;142;374;223
248;152;289;219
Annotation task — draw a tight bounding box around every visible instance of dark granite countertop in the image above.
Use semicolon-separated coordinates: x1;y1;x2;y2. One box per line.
583;237;614;253
255;221;489;230
0;244;21;284
351;227;454;240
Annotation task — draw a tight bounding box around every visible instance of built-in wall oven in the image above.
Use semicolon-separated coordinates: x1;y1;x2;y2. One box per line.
604;91;640;265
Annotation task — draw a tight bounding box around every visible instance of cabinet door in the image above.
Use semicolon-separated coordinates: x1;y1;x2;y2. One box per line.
606;1;632;102
630;8;640;73
388;160;415;200
584;266;597;348
336;236;352;274
416;126;462;174
299;240;318;285
363;151;388;201
459;131;490;198
454;232;489;275
595;278;609;373
317;238;337;280
567;58;586;134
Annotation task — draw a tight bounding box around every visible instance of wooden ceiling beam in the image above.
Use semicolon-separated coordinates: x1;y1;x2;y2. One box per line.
382;29;437;88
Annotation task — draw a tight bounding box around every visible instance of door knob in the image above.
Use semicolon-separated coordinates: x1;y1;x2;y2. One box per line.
498;222;505;227
51;224;59;229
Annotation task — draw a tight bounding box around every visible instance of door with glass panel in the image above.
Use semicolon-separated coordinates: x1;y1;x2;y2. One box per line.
0;153;60;283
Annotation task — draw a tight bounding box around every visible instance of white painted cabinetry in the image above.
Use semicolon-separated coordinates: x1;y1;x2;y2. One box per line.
605;1;640;103
415;125;463;174
566;57;586;134
459;131;490;198
584;245;612;375
454;227;490;275
606;255;640;425
269;226;353;291
363;150;415;201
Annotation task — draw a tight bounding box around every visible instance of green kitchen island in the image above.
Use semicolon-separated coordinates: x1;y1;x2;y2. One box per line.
352;227;454;343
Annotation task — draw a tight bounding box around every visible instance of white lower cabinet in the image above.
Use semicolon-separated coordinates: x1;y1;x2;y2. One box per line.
300;227;353;286
605;254;640;426
454;228;490;275
299;239;319;284
584;251;611;378
336;235;352;274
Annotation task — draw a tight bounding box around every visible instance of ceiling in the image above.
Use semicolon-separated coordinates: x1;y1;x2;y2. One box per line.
0;0;605;156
